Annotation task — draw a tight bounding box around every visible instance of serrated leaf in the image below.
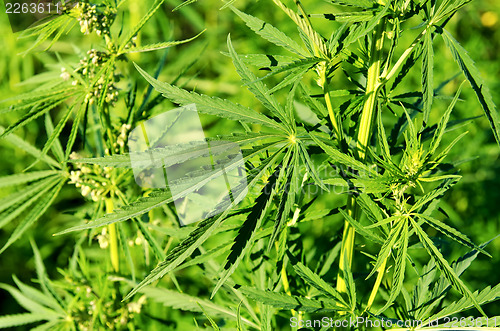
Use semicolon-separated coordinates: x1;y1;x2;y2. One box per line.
342;2;390;49
377;221;408;314
118;0;165;52
44;113;64;163
269;151;299;249
212;159;281;297
0;284;60;317
366;219;405;280
0;176;61;229
120;31;204;54
440;28;500;147
234;53;295;68
122;150;283;301
12;276;62;314
0;179;64;255
310;133;378;176
36;106;75;168
134;63;286;132
0;170;58;189
231;7;306;57
297;142;328;191
0;313;50;328
409;217;486;316
227;35;290;129
338;209;384;244
428;83;463;156
0;95;67;139
426;285;500;323
416;213;490;257
422;30;434;127
291;259;349;309
239;286;346;312
312;11;377;23
411;177;460;213
141;286;259;329
272;0;328;57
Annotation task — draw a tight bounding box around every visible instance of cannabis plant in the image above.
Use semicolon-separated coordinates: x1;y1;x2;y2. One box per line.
0;0;499;330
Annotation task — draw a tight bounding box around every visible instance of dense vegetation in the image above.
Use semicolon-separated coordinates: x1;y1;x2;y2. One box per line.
0;0;499;330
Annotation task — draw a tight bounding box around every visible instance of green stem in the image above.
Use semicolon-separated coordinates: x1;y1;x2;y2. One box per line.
106;198;119;272
336;21;386;297
365;256;387;312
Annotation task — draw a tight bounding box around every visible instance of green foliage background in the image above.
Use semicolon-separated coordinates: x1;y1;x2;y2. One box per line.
0;0;499;329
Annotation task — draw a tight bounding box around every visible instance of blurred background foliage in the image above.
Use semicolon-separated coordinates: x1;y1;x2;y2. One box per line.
0;0;499;328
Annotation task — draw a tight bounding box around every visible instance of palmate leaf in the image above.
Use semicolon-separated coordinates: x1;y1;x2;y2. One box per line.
134;63;287;132
0;97;69;141
366;218;405;280
409;217;486;316
309;133;379;177
18;14;73;55
323;176;389;194
250;57;323;87
269;150;300;249
0;179;65;255
227;35;290;129
411;258;438;319
118;0;165;52
341;2;390;49
290;258;349;309
0;284;61;318
416;213;490;257
212;156;282;298
230;7;306;57
58;138;287;235
440;28;500;147
239;286;346;313
70;133;281;169
426;284;500;325
268;64;312;95
0;313;50;329
234;53;296;69
0;127;60;169
0;170;58;189
272;0;328;57
377;221;408;314
122;150;285;301
312;11;378;23
140;286;259;329
0;85;77;115
12;276;62;314
413;237;498;320
427;83;463;157
0;177;60;229
338;209;385;245
411;176;460;213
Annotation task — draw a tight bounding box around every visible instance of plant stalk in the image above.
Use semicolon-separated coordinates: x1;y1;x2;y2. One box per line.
336;20;386;296
105;197;119;272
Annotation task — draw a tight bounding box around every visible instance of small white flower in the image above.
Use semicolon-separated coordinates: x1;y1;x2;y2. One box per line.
60;71;71;81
